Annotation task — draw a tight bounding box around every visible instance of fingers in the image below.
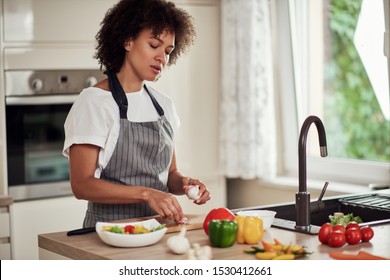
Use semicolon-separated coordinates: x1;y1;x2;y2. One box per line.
195;184;211;205
148;190;184;222
184;177;211;205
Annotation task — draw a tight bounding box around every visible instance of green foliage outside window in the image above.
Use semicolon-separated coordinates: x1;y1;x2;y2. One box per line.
324;0;390;162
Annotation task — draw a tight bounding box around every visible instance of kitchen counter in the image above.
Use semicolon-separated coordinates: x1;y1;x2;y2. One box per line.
38;220;390;260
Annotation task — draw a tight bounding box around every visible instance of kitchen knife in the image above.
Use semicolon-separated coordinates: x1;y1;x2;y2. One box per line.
66;227;96;236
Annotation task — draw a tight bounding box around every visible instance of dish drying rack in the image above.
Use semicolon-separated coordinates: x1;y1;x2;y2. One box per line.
339;194;390;212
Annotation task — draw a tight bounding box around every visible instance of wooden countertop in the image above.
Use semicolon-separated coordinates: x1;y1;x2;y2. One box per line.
38;222;390;260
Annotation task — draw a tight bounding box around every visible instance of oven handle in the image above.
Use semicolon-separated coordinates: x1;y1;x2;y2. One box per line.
5;94;78;105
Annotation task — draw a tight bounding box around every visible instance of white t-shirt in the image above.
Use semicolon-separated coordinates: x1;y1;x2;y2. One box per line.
63;85;180;178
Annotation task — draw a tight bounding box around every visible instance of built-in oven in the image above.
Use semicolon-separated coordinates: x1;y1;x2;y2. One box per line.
5;69;105;201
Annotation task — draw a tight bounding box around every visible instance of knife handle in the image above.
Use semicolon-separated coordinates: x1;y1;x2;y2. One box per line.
67;227;96;236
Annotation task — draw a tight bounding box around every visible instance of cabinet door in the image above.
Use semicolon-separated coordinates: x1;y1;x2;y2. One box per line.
3;0;116;42
10;197;87;260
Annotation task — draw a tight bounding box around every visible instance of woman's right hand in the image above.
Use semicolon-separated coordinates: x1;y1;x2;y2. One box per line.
144;189;184;223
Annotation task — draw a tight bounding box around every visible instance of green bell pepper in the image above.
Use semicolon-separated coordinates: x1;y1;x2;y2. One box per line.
208;219;238;248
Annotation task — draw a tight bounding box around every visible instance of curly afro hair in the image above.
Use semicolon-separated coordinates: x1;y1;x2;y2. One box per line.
94;0;196;72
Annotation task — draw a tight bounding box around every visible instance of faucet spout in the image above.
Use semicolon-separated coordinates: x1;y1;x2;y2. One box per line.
296;115;328;231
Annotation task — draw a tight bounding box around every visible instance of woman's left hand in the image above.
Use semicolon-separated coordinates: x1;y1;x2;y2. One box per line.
183;177;211;204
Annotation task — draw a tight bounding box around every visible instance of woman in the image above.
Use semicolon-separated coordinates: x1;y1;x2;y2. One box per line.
63;0;210;228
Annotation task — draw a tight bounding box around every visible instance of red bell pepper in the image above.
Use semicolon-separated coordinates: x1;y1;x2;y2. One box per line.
203;207;235;235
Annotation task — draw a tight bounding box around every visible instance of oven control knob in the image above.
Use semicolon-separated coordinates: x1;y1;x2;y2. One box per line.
31;79;43;91
85;76;98;88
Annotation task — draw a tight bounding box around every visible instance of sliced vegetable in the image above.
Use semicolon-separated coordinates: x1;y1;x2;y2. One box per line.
245;239;311;260
208;219;238;248
272;254;295;260
203;208;235;235
235;215;264;244
255;252;278;260
124;225;135;234
102;224;166;234
329;251;389;260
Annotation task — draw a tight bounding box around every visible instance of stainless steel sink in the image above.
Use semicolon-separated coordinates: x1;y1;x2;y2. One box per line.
234;192;390;235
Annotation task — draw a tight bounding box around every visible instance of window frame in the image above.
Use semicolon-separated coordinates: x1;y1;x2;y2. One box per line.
273;0;390;187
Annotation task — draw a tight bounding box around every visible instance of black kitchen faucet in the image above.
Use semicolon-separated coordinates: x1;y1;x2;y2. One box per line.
295;115;329;232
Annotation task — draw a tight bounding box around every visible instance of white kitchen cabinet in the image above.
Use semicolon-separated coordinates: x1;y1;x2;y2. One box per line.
0;196;12;259
3;0;116;43
10;196;87;260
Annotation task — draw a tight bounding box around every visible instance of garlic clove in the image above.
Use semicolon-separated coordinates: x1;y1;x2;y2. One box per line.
192;243;212;260
186;185;200;200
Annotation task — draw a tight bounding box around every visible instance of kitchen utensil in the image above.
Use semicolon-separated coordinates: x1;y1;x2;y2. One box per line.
66;227;96;236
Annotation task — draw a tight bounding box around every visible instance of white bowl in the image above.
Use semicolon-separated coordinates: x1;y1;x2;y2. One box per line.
236;210;276;230
96;218;167;247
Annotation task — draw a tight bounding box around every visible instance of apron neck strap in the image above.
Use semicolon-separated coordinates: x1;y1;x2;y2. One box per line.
107;69;128;119
107;70;165;118
143;85;165;116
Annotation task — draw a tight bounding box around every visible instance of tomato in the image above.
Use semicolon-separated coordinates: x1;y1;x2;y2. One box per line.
345;228;362;245
327;231;346;247
332;224;346;234
124;225;135;234
203;207;235;235
318;223;333;244
346;222;360;231
360;226;374;242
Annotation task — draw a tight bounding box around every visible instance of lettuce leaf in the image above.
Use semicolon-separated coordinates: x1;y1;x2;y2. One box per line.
329;212;363;226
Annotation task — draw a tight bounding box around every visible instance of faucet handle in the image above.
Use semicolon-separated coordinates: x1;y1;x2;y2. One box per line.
318;181;329;201
310;181;329;215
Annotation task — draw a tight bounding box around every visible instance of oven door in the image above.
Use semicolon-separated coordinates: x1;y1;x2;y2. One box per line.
6;95;77;201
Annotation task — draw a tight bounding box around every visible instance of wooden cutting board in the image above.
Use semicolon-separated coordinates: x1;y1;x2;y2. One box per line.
117;214;206;233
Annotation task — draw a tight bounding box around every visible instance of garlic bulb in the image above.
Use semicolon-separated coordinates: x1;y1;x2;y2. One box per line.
166;227;191;255
186;185;200;200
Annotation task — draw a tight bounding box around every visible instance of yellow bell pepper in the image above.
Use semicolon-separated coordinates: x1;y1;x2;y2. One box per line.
234;215;264;244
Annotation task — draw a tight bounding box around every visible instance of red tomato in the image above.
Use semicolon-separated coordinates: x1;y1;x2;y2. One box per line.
346;222;360;231
360;226;374;242
327;231;346;247
124;225;135;234
318;223;333;244
202;207;235;235
345;228;362;245
333;224;346;234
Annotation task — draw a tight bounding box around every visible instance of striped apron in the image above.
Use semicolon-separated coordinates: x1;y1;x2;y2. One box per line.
83;70;174;228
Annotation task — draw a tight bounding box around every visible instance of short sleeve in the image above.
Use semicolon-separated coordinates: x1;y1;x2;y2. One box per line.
62;88;118;157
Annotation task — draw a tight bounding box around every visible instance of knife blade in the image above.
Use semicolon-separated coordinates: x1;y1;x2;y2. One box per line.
66;227;96;236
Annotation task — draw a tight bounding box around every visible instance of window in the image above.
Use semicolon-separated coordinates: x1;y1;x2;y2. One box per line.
275;0;390;186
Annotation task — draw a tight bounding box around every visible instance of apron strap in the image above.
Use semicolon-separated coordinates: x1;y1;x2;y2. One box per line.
144;85;165;117
107;69;128;119
107;69;165;118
